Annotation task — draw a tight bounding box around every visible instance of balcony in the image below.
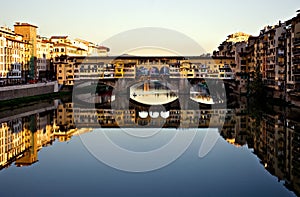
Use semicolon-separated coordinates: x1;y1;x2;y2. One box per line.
266;67;275;71
294;38;300;46
277;49;285;56
293;48;300;56
278;36;285;41
267;56;275;61
278;62;285;67
265;79;275;86
293;69;300;75
277;43;284;48
295;76;300;83
293;58;300;65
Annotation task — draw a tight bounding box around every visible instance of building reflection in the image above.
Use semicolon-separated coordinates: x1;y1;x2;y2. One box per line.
0;100;77;169
219;98;300;196
0;110;55;168
0;97;300;195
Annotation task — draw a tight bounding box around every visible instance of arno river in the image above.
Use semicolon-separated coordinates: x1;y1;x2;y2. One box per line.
0;85;299;196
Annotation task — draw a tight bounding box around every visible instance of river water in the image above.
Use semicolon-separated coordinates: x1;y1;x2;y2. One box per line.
0;91;299;196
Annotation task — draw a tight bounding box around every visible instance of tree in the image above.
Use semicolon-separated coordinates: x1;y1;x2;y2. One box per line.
249;65;266;103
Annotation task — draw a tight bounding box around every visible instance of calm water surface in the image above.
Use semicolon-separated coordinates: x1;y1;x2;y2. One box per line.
0;95;299;196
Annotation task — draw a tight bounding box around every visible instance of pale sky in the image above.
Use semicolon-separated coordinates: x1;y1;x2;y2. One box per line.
0;0;299;54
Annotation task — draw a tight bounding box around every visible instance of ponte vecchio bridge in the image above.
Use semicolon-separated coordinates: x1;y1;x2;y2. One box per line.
54;55;236;87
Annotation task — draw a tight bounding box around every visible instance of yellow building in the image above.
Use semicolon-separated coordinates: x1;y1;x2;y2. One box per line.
55;56;80;85
114;60;124;78
51;36;89;57
179;61;190;78
226;32;250;43
14;22;38;80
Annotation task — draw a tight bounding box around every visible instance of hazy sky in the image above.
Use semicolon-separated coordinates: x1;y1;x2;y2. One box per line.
0;0;299;54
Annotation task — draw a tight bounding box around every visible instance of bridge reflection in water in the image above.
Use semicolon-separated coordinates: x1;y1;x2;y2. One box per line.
0;98;231;171
129;80;178;105
73;76;228;108
0;95;300;195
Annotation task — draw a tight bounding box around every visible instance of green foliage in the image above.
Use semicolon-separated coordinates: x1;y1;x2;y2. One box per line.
248;65;266;108
29;56;35;79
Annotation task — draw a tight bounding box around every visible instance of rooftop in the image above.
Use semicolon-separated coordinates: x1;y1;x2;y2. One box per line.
14;22;38;28
50;36;68;39
97;45;110;51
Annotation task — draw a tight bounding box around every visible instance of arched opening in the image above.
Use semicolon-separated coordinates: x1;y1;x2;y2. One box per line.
160;66;170;76
149;67;159;76
136;66;149;77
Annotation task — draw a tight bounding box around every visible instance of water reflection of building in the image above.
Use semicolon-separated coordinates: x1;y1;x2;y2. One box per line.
0;114;55;168
0;122;27;166
286;119;300;194
220;104;300;196
1;97;300;196
56;102;75;130
256;111;300;196
54;99;236;135
224;97;249;147
0;100;75;169
61;100;234;129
